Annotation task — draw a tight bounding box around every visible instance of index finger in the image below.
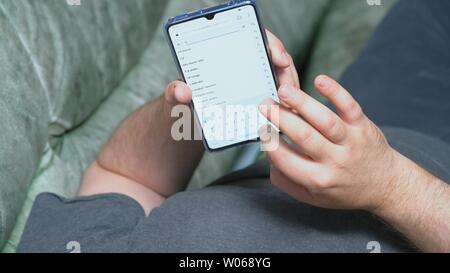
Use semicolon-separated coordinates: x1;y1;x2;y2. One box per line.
266;30;290;68
266;30;300;90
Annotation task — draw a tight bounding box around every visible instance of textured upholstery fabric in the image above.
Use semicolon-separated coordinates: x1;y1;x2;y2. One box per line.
0;0;167;251
0;0;393;252
303;0;397;95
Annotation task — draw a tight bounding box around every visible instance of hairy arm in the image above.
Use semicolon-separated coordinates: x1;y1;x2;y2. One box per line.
374;154;450;252
80;86;204;214
96;92;204;198
261;75;450;252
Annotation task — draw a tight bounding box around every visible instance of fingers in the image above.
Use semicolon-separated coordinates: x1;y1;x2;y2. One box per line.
260;99;335;160
266;30;290;68
266;30;300;89
278;85;347;144
261;134;318;189
289;59;301;89
164;81;192;105
276;55;300;89
314;75;365;124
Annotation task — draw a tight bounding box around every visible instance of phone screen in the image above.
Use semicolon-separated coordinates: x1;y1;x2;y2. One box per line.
168;5;279;150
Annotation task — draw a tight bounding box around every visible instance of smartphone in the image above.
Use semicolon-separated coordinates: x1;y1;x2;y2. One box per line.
165;0;279;152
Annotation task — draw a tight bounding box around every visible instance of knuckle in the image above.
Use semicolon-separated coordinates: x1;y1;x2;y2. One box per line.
359;123;373;139
286;53;293;64
343;99;357;113
346;101;364;121
323;115;337;132
332;148;352;168
290;92;307;110
327;81;340;97
311;172;334;193
328;121;345;142
329;124;345;142
293;127;313;144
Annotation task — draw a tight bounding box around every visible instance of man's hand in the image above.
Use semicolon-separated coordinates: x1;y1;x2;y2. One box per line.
260;75;450;252
266;30;300;89
260;75;400;211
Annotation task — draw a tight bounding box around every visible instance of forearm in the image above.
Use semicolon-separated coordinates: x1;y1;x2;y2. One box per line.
374;152;450;252
97;95;204;197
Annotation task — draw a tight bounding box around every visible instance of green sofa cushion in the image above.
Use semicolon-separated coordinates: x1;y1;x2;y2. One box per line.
0;5;50;252
0;0;167;251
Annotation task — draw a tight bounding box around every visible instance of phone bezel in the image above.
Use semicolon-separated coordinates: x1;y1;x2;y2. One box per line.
164;0;279;152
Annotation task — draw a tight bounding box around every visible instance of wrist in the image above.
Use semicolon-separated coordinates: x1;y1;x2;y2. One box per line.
370;150;419;216
371;150;435;220
368;151;450;252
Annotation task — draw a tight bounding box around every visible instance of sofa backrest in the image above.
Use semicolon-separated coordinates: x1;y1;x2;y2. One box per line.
0;0;167;249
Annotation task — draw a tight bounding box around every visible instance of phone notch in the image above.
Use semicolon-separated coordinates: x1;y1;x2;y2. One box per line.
205;13;215;20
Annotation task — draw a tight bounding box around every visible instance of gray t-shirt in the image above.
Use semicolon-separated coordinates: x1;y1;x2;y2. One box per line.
18;128;450;253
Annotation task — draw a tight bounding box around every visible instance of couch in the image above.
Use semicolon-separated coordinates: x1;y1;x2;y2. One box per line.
0;0;395;252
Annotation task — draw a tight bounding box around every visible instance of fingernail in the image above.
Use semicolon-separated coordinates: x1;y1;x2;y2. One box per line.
317;75;332;88
278;85;295;100
174;84;182;98
175;83;190;103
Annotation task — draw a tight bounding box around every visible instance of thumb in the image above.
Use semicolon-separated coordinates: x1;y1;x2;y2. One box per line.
164;81;192;105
